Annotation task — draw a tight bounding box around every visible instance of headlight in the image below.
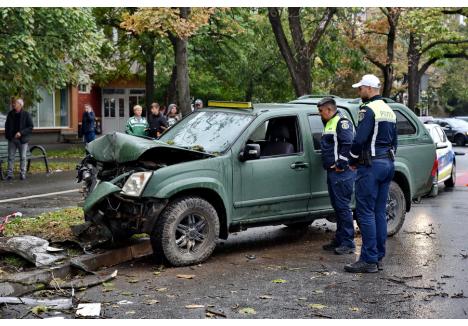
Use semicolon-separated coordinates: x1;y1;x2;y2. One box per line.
121;172;152;197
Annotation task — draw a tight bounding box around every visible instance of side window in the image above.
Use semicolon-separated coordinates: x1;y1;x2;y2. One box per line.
436;127;447;143
395;111;417;135
247;116;302;157
430;128;441;143
307;114;324;151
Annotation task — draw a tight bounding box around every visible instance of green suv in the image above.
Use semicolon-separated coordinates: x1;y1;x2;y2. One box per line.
77;98;435;266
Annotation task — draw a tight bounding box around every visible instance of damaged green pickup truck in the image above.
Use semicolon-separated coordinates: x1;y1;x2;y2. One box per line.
77;98;435;266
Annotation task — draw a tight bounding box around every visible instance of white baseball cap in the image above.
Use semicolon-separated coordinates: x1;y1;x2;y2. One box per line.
352;74;381;88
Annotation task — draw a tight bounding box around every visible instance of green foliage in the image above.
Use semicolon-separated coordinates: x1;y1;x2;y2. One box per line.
4;207;84;242
0;8;109;103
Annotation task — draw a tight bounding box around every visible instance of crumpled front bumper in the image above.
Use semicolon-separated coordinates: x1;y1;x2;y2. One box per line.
83;181;121;213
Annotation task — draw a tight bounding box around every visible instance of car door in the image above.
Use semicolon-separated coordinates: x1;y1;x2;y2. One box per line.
440;121;456;142
305;113;335;211
232;115;311;222
434;126;454;182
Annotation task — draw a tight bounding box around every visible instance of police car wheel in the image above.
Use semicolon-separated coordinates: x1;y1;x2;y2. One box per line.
151;196;220;266
444;163;456;188
386;181;406;237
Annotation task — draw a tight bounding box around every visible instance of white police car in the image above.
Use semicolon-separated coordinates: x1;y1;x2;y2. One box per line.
424;123;456;196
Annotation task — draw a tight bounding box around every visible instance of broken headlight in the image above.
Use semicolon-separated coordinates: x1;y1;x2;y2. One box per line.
121;171;152;197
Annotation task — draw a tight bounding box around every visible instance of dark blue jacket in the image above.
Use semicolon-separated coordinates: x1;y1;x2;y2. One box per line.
349;96;398;165
82;111;95;134
320;112;354;170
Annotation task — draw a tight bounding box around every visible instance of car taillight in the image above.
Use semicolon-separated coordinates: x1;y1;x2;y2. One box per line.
431;158;438;177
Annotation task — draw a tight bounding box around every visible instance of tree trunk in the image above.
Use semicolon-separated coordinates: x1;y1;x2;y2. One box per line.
165;64;178;107
268;7;336;97
407;32;421;112
141;37;156;118
175;8;191;117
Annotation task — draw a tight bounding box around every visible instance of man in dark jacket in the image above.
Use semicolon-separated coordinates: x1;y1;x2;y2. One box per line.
4;98;34;180
148;102;168;137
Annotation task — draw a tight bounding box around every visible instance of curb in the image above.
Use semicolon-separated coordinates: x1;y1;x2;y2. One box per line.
0;238;152;297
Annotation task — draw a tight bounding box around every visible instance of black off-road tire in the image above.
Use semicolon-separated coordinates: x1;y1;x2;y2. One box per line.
444;163;456;187
455;135;466;147
386;181;406;236
151;196;220;266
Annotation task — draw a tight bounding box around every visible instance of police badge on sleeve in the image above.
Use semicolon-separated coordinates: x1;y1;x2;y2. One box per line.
341;120;350;129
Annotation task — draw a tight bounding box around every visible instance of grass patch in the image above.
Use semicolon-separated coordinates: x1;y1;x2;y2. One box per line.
3;207;84;243
47;146;86;159
9;160;78;174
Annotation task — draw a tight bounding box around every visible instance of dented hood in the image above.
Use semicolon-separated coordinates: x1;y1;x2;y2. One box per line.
86;132;212;163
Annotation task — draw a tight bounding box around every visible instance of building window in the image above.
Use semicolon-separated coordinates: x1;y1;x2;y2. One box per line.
31;88;70;128
0;88;69;129
78;84;91;94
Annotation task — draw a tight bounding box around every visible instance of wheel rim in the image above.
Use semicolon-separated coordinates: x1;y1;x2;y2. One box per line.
386;192;399;231
175;214;208;254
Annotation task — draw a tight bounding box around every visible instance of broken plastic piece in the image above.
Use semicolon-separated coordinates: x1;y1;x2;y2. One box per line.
0;296;72;310
76;303;101;317
0;236;66;267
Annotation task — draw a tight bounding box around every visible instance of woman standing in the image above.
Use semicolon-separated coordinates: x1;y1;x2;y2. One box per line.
166;103;180;127
81;104;96;144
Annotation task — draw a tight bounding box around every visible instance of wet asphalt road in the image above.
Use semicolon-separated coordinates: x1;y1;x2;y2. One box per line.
1;147;468;318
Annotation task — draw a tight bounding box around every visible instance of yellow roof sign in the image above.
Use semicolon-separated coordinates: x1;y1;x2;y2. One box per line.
207;100;253;109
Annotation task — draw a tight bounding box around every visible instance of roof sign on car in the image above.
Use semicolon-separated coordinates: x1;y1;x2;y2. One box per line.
207;101;253;109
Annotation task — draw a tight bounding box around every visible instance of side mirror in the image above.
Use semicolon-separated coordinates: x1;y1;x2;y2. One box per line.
239;143;261;162
436;143;448;149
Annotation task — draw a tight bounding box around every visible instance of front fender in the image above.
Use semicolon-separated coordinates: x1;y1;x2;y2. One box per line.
83;182;121;213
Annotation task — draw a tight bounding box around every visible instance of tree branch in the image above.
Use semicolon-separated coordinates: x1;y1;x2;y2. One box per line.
287;7;307;58
418;51;468;78
441;8;467;17
421;39;468;55
306;7;337;57
268;7;298;68
359;43;385;70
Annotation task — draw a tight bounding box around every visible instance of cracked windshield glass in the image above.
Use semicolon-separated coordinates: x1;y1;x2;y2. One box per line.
159;111;253;153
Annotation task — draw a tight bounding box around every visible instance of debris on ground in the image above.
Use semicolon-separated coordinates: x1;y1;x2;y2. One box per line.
451;291;467;299
0;236;66;267
0;296;73;310
0;212;22;236
205;308;226;318
71;221;113;250
176;274;195;279
2;208;83;243
48;270;118;290
76;303;101;317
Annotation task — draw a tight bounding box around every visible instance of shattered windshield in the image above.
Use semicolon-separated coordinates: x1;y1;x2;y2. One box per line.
159;111;254;153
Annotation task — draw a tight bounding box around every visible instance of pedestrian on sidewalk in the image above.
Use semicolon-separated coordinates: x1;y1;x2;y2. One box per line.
345;74;397;273
317;97;356;255
81;104;96;144
166;103;180;128
148;102;168;137
126;105;148;137
4;98;34;181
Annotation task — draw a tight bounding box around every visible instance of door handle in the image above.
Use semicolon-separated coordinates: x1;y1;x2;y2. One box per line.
290;162;309;169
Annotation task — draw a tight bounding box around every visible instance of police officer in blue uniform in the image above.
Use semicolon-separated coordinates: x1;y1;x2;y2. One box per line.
318;97;356;255
345;74;398;273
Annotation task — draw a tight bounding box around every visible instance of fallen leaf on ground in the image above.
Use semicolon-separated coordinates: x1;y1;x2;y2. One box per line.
239;307;256;315
272;279;287;284
153;271;161;276
309;304;327;310
313;290;324;294
185;304;205;309
125;310;136;315
177;274;195;279
145;299;159;305
117;300;133;305
259;295;272;299
128;279;139;283
120;291;133;296
350;307;360;312
298;297;307;301
156;288;167;292
31;305;48;315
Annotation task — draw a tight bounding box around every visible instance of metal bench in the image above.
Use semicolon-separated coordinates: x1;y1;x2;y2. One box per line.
0;141;51;180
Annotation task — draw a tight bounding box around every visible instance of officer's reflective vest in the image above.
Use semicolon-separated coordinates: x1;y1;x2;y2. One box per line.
322;114;342;163
364;100;396;156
